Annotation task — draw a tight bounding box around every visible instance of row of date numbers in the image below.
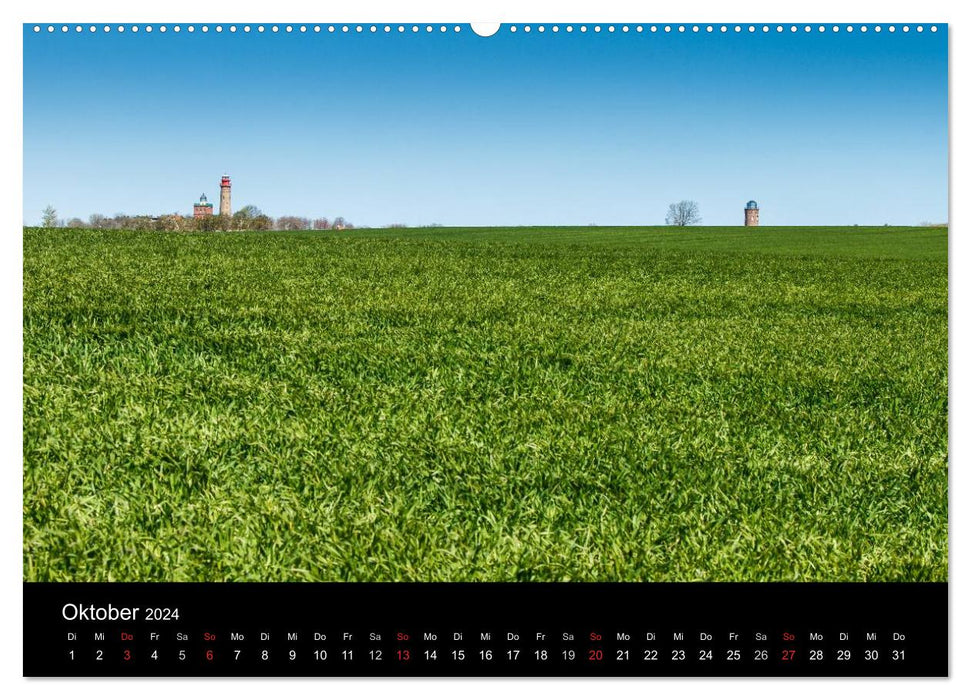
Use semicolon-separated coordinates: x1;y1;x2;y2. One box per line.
68;647;907;663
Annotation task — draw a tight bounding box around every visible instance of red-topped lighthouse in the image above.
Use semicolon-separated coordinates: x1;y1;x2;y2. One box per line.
219;175;232;218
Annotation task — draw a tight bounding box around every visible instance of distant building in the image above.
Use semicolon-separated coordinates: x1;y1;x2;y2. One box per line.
193;193;213;219
220;175;232;217
745;200;759;227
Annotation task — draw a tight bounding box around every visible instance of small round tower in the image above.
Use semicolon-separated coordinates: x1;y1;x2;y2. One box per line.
745;200;759;227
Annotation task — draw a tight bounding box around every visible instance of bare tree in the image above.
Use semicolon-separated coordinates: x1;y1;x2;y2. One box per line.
88;213;107;228
332;216;346;231
42;205;58;227
313;217;330;230
66;217;85;228
665;200;702;226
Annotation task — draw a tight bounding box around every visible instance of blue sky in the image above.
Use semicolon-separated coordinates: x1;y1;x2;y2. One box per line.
23;24;947;226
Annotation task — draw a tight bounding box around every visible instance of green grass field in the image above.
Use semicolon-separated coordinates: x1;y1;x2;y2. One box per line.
23;226;948;582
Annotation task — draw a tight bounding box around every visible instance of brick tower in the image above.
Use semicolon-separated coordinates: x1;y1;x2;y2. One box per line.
219;175;232;218
744;200;759;227
193;193;213;219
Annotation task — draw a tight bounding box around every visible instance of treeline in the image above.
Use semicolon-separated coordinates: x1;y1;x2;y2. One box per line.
41;205;354;232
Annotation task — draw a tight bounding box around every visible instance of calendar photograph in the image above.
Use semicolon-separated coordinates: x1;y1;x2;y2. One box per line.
23;22;947;594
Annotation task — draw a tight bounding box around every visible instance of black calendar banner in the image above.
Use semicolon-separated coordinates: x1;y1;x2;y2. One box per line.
24;582;947;677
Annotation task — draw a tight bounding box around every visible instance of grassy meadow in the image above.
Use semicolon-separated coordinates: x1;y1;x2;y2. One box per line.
22;226;948;582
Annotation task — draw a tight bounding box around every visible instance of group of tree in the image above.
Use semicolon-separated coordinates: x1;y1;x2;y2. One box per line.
42;200;707;230
39;205;353;232
269;215;354;231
